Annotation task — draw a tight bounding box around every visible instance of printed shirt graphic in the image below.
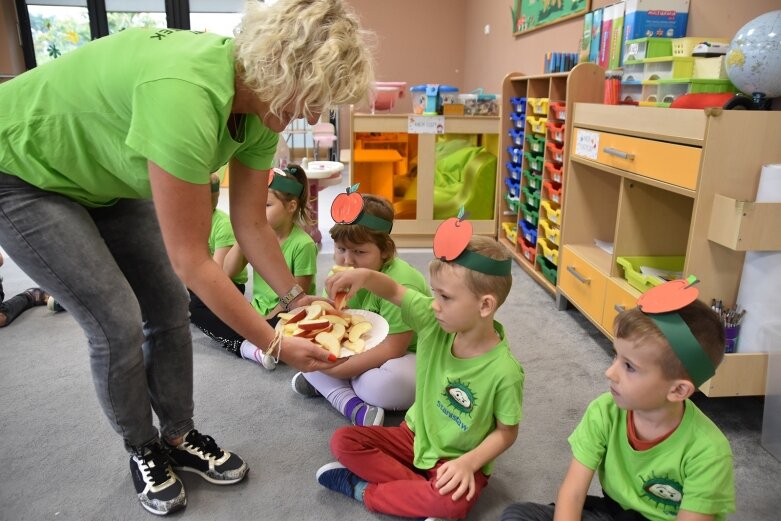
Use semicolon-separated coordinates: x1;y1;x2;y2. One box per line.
0;28;277;207
252;225;317;316
209;209;247;285
569;393;736;520
401;289;524;475
326;257;429;353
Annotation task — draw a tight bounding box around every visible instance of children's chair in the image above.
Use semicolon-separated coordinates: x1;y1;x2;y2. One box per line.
312;122;337;161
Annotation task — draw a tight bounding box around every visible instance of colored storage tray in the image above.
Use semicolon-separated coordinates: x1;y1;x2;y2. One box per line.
501;222;517;244
689;78;737;94
615;255;685;293
538;237;559;266
527;97;549;116
623;37;673;62
520;219;538;245
510;96;527;114
545;141;565;164
543;180;563;205
525;133;546;154
672;37;729;57
504;193;521;213
644;56;695;81
539;218;560;246
527;115;548;135
540;200;561;225
508;127;525;147
520;203;539;227
505;162;522;181
519;238;536;264
537;256;558;285
544;161;564;184
524;151;544;172
549;101;566;121
524;169;542;191
507;145;523;164
505;177;521;198
510;111;526;129
522;185;541;208
546;120;565;144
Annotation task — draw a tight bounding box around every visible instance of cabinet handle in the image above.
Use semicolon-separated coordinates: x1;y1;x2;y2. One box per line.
614;304;626;313
566;265;591;285
603;147;635;160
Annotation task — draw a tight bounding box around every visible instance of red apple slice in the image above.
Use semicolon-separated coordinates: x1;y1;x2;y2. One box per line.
315;332;342;358
297;318;330;331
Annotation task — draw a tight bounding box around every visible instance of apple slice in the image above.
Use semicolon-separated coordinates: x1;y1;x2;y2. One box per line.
279;307;307;324
315;332;342;358
349;314;367;325
322;314;348;327
312;300;337;314
330;323;346;341
297;318;330;331
348;321;372;343
342;338;365;354
304;305;323;321
333;291;349;311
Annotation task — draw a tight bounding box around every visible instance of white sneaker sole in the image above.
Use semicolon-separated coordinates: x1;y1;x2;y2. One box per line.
174;463;249;486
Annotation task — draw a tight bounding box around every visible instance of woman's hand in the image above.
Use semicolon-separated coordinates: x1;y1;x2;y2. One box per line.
279;335;346;372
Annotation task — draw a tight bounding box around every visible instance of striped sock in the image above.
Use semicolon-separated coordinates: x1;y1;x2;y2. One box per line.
239;340;262;365
343;397;366;425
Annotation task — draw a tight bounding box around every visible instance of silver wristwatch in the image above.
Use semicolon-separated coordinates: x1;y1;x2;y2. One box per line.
279;283;304;312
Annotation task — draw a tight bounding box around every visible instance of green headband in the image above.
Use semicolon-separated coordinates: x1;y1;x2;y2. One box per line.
269;168;304;196
450;249;512;276
647;312;715;387
353;212;393;233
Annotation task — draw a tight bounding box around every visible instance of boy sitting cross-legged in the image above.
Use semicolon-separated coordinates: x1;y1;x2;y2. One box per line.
501;278;735;521
316;215;525;521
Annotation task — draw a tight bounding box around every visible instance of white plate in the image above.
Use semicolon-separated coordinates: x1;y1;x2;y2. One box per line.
276;307;389;358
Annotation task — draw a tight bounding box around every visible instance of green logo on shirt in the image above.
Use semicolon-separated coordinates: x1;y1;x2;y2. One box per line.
443;378;477;416
641;474;683;514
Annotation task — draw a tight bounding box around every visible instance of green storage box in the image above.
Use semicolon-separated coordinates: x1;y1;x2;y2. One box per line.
525;133;546;154
537;256;558;285
616;255;685;293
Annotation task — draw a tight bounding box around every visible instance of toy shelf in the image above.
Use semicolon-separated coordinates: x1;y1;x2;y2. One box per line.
498;63;604;295
559;104;781;397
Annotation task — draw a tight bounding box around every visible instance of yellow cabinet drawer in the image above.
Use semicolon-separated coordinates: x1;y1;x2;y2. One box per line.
559;246;608;321
573;128;702;190
600;278;641;336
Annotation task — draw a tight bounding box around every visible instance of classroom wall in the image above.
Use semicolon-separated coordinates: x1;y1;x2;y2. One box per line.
0;0;25;81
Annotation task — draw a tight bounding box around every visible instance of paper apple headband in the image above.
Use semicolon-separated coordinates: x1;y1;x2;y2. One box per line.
433;208;511;276
637;276;715;387
267;166;304;196
330;184;393;233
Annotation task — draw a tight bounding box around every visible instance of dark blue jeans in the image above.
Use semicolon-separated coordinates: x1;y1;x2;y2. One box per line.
0;172;194;453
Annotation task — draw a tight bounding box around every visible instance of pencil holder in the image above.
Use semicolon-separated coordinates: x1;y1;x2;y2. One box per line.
724;325;740;353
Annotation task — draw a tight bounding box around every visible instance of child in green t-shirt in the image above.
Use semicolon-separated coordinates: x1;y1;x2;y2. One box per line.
316;230;524;520
290;193;429;427
501;286;736;521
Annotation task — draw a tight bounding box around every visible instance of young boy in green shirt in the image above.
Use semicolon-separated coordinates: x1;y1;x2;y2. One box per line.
316;222;524;520
501;280;735;521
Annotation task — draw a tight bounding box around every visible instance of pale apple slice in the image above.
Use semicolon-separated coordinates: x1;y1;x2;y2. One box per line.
322;314;348;327
342;338;365;354
304;305;323;321
348;321;373;343
349;314;367;325
297;318;330;331
312;300;337;314
330;323;346;341
315;332;341;358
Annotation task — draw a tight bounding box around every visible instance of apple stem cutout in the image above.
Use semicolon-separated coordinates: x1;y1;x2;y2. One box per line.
433;207;473;261
331;183;364;224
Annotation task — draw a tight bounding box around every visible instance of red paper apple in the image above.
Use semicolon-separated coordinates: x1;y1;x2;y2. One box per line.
267;170;275;186
637;277;699;314
433;207;473;261
331;183;364;224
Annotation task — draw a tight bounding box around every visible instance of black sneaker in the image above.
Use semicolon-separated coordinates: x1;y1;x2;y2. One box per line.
129;442;186;516
166;429;248;485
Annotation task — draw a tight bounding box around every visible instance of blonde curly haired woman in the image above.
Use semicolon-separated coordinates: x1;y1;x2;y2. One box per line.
0;0;373;515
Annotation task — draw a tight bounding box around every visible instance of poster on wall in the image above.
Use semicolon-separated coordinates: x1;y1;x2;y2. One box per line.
512;0;591;36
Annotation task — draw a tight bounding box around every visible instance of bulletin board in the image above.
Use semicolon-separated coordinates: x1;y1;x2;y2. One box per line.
512;0;591;36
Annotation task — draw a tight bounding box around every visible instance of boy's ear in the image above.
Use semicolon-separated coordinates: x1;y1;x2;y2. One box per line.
479;294;497;318
667;379;696;402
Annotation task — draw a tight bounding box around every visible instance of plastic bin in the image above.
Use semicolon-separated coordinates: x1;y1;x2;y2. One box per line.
504;193;521;213
672;37;729;57
520;203;539;227
657;79;690;103
623;37;673;62
527;97;550;116
505;177;521;198
501;222;517;244
510;111;527;130
544;161;564;184
507;146;523;164
689;78;737;95
510;96;527;114
540;200;561;225
520;220;538;245
525;133;546;154
549;101;567;121
644;57;695;81
524;169;542;191
522;185;541;208
693;56;728;80
410;84;459;115
536;256;558;285
539;218;560;246
615;255;685;293
545;141;565;164
505;162;522;181
538;237;559;266
524;151;544;172
620;82;644;103
542;180;563;205
458;90;500;116
519;238;536;264
527;115;548;135
622;61;647;83
509;127;525;147
546;121;565;144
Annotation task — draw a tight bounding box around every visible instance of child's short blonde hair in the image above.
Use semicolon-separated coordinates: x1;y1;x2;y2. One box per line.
430;236;512;306
329;194;396;262
614;300;726;383
234;0;375;122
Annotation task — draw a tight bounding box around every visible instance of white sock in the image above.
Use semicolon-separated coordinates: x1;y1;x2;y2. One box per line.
239;340;263;365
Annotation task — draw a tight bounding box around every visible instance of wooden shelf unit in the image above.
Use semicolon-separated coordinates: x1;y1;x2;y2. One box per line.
498;63;604;295
350;110;500;247
558;104;781;397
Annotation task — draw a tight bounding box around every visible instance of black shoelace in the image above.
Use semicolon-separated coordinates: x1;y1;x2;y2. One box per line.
142;447;173;486
186;430;224;459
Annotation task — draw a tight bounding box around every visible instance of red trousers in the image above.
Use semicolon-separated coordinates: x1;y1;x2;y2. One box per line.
330;422;489;519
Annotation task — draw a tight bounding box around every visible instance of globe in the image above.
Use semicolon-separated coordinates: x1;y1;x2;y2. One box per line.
725;10;781;101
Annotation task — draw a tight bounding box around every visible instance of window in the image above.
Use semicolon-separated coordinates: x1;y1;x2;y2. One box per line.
188;0;243;37
105;0;166;34
25;1;90;66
